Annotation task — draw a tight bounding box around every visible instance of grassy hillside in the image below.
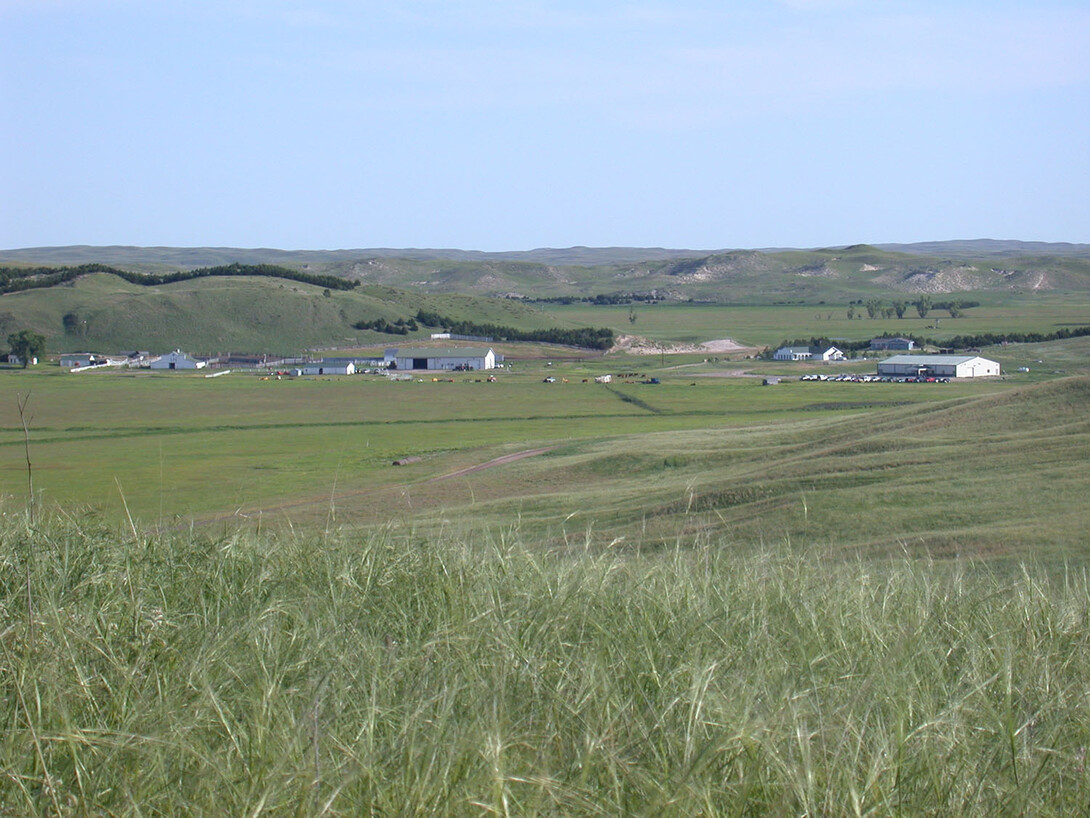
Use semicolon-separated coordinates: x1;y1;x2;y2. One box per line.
386;376;1090;558
318;246;1090;302
0;272;581;354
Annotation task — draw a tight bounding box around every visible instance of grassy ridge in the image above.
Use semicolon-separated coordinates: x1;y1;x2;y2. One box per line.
5;243;1090;300
0;273;579;354
3;513;1089;814
2;255;1087;356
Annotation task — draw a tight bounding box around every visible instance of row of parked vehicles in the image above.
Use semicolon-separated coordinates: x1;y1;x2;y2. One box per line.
799;374;950;383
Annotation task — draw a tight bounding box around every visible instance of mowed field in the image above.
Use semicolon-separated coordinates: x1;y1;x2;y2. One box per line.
3;328;1089;558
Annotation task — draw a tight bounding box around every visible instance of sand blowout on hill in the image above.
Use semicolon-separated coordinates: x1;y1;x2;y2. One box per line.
612;334;756;355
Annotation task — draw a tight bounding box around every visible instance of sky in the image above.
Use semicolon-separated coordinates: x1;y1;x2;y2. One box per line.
2;0;1088;252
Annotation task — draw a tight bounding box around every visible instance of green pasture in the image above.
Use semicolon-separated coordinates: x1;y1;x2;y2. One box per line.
5;359;1084;560
542;296;1090;349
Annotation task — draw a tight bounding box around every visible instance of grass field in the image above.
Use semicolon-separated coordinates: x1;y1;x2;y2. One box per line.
2;340;1087;558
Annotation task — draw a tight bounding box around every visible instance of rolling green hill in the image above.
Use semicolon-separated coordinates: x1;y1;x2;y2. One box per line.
0;272;582;355
4;243;1090;303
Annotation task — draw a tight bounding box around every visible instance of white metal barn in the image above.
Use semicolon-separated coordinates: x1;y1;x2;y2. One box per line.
151;350;207;370
877;354;1000;378
390;347;496;371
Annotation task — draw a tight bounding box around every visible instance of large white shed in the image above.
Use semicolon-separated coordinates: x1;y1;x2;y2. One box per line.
390;347;496;371
877;354;1000;378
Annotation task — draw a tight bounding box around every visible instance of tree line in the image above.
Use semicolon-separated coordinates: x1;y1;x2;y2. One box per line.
353;317;419;335
0;263;357;295
414;310;615;350
527;292;664;305
841;296;980;320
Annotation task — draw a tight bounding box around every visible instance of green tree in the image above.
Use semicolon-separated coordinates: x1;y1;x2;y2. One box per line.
62;311;87;336
865;298;881;319
915;296;932;319
7;330;46;367
892;300;907;319
947;299;964;318
846;305;856;320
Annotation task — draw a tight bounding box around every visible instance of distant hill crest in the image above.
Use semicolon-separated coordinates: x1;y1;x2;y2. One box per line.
2;239;1088;269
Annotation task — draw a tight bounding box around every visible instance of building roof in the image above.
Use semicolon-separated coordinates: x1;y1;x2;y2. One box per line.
881;354;988;366
394;347;494;358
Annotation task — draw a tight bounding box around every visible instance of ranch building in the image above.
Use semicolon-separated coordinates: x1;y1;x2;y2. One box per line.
60;352;99;368
870;337;916;351
877;354;1000;379
297;361;356;376
388;347;497;371
773;345;845;362
150;350;207;370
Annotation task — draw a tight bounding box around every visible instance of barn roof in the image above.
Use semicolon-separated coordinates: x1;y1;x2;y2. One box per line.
881;354;984;366
395;347;493;358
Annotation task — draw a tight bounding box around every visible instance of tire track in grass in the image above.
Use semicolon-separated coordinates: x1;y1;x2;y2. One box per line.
425;447;555;482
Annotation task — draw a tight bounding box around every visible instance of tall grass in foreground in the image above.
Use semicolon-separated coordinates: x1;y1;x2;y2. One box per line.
3;512;1090;815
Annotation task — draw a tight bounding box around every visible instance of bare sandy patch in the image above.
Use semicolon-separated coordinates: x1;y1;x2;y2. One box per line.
700;339;751;353
612;334;757;355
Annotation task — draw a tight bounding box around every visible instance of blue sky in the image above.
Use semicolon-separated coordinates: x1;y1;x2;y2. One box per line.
2;0;1088;251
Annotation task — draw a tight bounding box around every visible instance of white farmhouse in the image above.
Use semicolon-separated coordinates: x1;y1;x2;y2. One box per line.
877;354;1000;379
773;345;845;362
816;346;846;361
151;350;207;370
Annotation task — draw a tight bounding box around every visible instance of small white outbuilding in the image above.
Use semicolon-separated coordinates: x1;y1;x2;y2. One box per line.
299;361;356;375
